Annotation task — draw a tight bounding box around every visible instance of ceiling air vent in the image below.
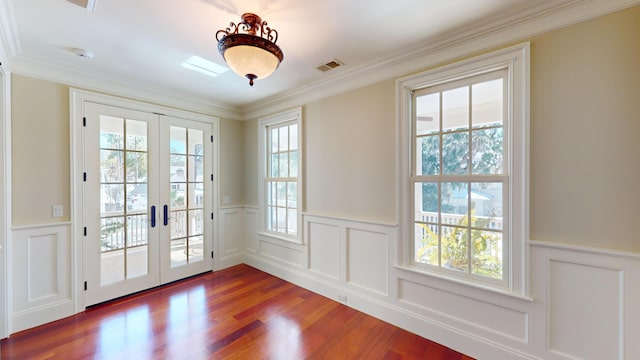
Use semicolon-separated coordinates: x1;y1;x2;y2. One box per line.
316;59;344;72
67;0;97;12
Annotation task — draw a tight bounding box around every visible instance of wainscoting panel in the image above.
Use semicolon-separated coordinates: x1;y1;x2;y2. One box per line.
548;259;621;359
259;239;305;268
27;233;60;301
11;223;74;333
307;221;340;280
346;227;389;296
530;241;639;360
398;278;528;342
244;207;258;253
219;207;244;259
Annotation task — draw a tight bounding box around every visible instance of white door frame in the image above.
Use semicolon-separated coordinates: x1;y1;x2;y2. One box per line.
0;64;10;338
70;89;219;312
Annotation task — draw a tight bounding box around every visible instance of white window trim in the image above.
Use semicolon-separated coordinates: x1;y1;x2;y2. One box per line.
258;107;303;244
396;43;530;296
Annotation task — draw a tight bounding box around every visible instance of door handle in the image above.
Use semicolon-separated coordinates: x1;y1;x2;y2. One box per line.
150;205;156;228
163;205;169;226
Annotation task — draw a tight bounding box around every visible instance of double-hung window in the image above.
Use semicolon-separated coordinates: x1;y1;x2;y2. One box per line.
259;108;303;242
398;44;529;293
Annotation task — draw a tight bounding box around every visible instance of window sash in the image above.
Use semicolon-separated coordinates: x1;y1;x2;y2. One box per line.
259;109;302;242
411;69;509;286
397;43;529;296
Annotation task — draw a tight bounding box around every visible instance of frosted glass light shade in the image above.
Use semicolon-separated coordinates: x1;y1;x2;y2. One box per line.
224;45;280;81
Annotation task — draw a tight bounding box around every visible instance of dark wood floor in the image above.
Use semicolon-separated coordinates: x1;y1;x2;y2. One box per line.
1;264;474;359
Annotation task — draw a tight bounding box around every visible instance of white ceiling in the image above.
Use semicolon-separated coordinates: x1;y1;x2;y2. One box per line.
0;0;637;117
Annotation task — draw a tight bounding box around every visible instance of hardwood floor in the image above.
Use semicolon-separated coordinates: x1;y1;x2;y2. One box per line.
1;264;474;360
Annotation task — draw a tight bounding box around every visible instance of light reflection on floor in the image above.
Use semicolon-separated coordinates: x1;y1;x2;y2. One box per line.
165;285;208;359
94;285;209;359
266;315;302;359
97;305;151;358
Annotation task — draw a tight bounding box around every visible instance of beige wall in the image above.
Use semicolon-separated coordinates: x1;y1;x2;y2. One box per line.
242;118;258;206
529;6;640;251
12;74;70;225
304;81;397;222
219;117;245;206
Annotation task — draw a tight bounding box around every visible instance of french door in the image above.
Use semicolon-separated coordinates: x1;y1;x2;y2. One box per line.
83;102;213;306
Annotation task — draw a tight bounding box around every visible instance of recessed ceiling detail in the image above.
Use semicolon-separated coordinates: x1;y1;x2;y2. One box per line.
181;55;228;78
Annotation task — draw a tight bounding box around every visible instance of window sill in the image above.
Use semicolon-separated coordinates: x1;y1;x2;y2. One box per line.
257;231;303;246
395;264;533;302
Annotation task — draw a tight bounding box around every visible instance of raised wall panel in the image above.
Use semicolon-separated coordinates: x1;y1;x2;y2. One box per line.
220;208;243;256
398;278;528;342
11;224;74;333
245;208;258;253
548;259;621;360
346;228;388;295
260;240;304;268
27;234;60;301
308;221;340;280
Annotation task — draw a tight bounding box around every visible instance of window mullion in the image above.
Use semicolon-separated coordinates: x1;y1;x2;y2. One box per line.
437;182;442;268
467;85;473;275
437;90;443;268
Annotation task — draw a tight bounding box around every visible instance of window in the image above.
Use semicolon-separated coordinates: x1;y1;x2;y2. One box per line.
258;108;303;242
398;44;529;294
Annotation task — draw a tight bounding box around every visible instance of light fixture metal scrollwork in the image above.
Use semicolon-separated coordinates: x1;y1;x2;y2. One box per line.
216;13;284;86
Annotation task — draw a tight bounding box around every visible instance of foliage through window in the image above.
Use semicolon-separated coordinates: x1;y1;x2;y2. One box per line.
260;108;302;241
400;44;528;293
413;70;507;281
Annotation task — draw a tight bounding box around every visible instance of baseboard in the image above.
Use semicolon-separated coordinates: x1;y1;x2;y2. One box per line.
12;299;74;334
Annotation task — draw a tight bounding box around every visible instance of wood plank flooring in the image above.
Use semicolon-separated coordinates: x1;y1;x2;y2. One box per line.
1;264;474;360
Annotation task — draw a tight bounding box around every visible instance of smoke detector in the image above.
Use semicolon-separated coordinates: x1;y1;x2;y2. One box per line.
74;48;94;59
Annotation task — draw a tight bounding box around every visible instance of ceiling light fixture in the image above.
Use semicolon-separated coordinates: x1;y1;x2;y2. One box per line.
216;13;284;86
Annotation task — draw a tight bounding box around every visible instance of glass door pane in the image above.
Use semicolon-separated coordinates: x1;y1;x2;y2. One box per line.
160;117;212;284
84;102;160;307
169;126;205;268
99;117;150;285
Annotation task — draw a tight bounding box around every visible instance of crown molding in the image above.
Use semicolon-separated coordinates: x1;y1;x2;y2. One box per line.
11;54;243;119
0;0;19;66
2;1;242;118
3;0;639;121
239;0;640;120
